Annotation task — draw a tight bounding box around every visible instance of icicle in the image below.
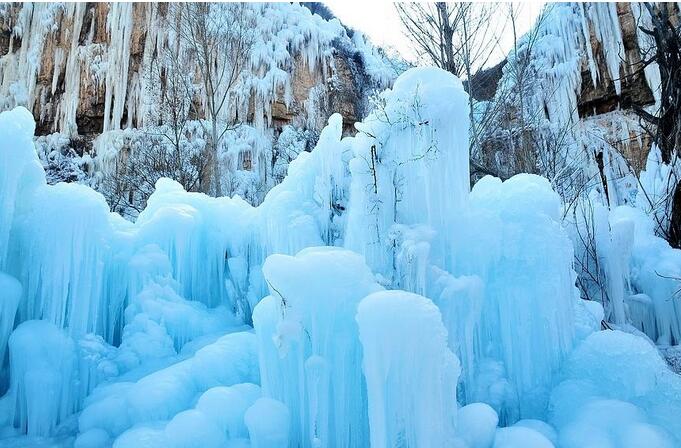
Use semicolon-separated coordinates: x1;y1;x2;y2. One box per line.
103;3;133;132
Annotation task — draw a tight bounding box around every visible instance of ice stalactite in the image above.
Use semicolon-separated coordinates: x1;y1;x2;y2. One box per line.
9;181;114;337
3;50;681;447
609;206;681;345
630;3;662;106
0;4;65;112
430;270;484;405
0;108;116;338
134;179;240;311
586;3;625;95
0;107;39;268
55;2;86;137
103;3;133;132
593;203;633;325
0;3;394;138
356;290;460;448
257;113;349;251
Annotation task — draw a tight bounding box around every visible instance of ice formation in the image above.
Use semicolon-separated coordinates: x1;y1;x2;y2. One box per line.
253;248;382;447
451;175;578;421
482;2;681;356
344;67;470;289
549;330;681;446
0;22;680;446
5;320;77;436
356;290;459;447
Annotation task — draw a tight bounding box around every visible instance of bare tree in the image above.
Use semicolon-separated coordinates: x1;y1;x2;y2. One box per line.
171;3;255;196
396;2;504;178
100;128;207;219
396;3;500;77
100;32;213;218
146;37;207;186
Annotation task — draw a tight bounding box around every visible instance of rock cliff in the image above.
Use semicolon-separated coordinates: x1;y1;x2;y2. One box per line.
0;3;392;139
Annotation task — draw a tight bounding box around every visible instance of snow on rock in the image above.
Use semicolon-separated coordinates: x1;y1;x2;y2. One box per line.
253;247;382;447
356;290;460;448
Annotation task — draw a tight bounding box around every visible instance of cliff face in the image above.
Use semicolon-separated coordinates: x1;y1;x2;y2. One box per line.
478;2;676;205
0;3;391;139
0;2;396;214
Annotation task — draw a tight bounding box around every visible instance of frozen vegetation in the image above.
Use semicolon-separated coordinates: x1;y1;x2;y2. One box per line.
1;3;681;447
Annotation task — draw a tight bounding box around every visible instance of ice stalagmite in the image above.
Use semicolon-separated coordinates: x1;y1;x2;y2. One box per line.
253;247;383;448
356;290;460;448
0;107;40;268
5;320;77;436
344;67;470;291
452;175;578;421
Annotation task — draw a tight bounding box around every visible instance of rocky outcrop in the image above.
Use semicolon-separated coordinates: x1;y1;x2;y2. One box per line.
576;3;656;118
478;2;677;186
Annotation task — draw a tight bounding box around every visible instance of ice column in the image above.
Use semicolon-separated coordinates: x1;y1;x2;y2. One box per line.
344;67;470;288
356;290;460;448
253;247;383;447
6;320;77;436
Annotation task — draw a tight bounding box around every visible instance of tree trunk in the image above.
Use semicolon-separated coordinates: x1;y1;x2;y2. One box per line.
211;118;222;196
669;182;681;248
